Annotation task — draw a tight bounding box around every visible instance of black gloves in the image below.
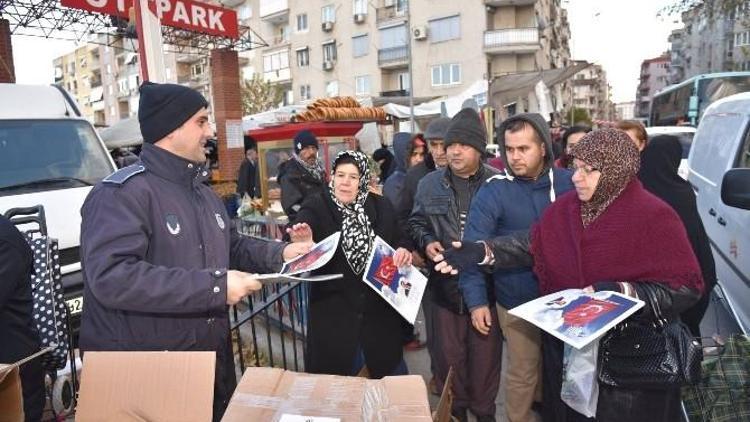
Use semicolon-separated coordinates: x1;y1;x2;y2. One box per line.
441;241;486;272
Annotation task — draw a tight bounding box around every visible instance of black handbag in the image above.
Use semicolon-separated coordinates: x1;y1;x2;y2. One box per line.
598;284;702;389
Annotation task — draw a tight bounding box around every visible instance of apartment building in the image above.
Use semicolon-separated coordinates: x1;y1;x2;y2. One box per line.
239;0;571;108
571;61;613;121
635;53;670;118
53;36;209;127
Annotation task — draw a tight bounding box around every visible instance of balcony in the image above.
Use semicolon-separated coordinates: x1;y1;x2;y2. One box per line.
380;89;409;97
263;67;292;83
260;0;289;23
485;0;536;6
483;28;540;54
378;46;409;69
376;6;406;27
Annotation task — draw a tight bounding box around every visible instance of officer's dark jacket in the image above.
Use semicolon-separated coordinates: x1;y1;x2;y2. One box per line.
279;159;325;223
408;164;498;314
78;144;285;413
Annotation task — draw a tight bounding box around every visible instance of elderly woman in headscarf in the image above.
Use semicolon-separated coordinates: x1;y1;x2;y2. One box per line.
291;150;413;378
434;129;704;422
639;134;717;337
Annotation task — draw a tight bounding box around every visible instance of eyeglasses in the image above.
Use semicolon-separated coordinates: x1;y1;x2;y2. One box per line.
572;164;599;176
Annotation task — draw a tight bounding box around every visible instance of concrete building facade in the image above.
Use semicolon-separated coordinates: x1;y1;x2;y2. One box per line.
53;37;209;127
571;61;613;121
240;0;571;107
635;54;670;118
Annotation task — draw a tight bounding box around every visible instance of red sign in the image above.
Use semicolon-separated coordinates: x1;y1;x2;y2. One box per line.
61;0;239;39
563;298;618;327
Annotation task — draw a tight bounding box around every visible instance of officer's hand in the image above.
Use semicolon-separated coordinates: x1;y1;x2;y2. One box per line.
424;241;444;260
283;241;313;261
226;270;262;305
470;306;492;336
286;223;313;243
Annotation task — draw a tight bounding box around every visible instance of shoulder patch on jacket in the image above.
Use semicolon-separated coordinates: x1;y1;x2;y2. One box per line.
486;172;515;183
103;164;146;185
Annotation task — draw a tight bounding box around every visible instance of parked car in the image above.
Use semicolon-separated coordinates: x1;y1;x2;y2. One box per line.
0;83;117;339
646;125;696;180
688;92;750;334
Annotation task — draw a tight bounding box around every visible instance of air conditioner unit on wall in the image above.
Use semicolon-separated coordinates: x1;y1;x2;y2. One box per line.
322;21;334;32
413;26;427;40
354;13;366;24
323;60;334;71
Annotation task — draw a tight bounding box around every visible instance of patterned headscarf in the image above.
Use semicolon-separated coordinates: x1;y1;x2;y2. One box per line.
329;150;375;274
570;129;641;227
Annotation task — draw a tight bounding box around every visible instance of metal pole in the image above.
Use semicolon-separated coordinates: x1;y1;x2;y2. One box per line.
406;0;415;132
132;0;150;82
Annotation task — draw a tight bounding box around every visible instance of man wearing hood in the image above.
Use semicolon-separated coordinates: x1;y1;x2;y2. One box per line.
382;132;413;208
409;109;501;422
458;113;574;422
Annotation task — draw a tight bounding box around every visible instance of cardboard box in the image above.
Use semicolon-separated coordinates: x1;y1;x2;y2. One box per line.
0;348;51;422
222;367;432;422
75;351;216;422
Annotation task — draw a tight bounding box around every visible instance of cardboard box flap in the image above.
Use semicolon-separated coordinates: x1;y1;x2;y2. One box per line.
222;368;431;422
1;348;52;422
75;351;216;422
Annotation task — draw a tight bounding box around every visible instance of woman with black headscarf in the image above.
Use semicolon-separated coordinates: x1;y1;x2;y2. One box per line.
293;150;413;378
640;134;717;337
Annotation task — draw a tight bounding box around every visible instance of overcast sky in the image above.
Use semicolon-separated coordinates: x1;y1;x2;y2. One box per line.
11;0;683;103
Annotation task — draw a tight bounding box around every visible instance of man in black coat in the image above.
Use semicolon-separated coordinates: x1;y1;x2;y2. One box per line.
79;82;312;421
237;146;259;198
279;130;326;223
0;215;45;422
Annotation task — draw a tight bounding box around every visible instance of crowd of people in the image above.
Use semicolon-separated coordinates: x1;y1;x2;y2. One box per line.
1;81;715;422
272;104;715;421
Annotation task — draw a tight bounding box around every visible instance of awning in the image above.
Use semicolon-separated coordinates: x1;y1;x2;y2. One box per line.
489;62;590;103
99;117;142;149
89;86;104;103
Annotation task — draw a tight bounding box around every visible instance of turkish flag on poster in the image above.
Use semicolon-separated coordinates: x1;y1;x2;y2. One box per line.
563;298;619;327
373;256;398;287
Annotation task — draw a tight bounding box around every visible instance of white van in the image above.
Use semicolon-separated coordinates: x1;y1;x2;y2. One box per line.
687;92;750;334
0;84;117;331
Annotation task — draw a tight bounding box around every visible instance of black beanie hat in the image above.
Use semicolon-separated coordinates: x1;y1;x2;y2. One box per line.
444;108;487;153
138;81;209;144
293;130;319;154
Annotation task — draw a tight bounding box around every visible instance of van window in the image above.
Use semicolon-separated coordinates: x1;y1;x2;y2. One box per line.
737;129;750;168
0;120;113;196
692;113;747;183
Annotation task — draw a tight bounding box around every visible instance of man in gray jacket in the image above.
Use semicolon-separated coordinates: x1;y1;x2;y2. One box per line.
79;82;310;421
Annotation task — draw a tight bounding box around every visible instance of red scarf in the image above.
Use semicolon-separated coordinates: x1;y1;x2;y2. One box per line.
530;179;704;295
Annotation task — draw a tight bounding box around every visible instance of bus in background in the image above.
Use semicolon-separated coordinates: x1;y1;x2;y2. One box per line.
649;71;750;127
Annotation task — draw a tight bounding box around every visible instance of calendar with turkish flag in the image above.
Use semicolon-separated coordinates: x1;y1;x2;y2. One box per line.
362;236;427;324
509;289;644;349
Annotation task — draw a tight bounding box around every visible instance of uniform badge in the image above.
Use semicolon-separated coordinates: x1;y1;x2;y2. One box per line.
215;213;225;230
166;214;181;235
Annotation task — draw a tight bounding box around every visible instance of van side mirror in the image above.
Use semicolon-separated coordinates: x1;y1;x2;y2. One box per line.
721;168;750;210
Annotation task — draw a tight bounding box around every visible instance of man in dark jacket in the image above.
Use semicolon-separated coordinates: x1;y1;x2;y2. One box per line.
409;109;501;422
79;82;311;421
459;113;574;422
236;145;259;198
0;215;44;422
279;130;326;223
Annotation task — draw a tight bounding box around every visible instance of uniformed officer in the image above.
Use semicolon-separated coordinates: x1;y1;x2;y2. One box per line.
79;82;311;421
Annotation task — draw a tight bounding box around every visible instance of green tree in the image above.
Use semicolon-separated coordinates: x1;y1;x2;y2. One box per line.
240;74;284;115
564;107;593;126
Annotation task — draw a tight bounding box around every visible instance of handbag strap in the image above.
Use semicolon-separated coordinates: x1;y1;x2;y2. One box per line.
642;284;666;324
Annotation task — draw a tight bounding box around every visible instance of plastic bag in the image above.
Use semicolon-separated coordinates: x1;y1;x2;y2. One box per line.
561;340;599;417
